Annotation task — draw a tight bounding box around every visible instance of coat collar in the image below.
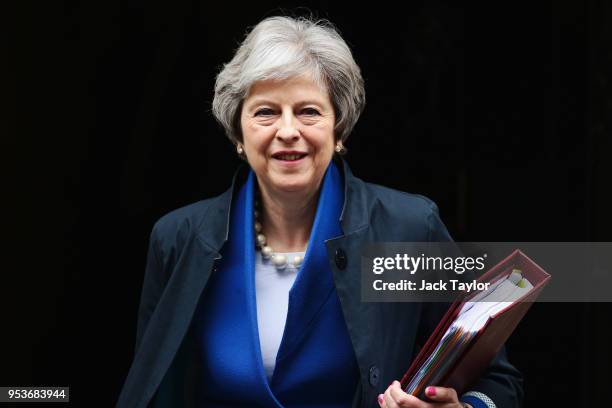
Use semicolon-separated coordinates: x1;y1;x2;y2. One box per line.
197;156;371;252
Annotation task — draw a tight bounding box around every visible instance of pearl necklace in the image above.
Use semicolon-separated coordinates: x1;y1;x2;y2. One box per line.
254;199;305;271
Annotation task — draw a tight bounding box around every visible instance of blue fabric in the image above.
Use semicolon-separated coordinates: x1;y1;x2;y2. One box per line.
461;395;489;408
193;161;359;407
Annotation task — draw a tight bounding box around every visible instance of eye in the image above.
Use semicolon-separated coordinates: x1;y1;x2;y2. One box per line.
254;108;275;117
301;107;320;116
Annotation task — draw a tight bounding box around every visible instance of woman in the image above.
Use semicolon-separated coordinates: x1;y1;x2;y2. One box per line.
117;16;523;408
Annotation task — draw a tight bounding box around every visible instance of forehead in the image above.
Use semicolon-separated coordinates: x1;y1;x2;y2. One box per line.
244;74;330;105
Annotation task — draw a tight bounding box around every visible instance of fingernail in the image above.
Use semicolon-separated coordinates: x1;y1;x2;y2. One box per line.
426;386;436;396
393;380;400;386
377;394;384;405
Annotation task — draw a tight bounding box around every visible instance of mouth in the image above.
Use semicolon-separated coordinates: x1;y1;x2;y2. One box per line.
271;152;308;162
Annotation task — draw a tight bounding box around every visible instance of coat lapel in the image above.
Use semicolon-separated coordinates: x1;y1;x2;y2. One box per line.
327;159;378;406
193;170;284;407
274;161;345;361
330;158;422;407
121;167;246;408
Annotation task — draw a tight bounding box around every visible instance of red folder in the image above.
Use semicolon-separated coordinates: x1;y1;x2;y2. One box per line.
399;249;551;398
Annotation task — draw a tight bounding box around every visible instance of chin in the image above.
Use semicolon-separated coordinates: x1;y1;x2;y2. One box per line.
269;174;315;194
273;181;310;193
256;165;324;195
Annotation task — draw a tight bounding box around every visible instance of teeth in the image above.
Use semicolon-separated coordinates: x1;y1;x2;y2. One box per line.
276;154;303;160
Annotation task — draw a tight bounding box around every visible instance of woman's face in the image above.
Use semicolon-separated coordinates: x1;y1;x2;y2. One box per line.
240;75;336;198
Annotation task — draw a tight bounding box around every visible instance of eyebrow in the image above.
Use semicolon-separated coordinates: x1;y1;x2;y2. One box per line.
245;98;327;110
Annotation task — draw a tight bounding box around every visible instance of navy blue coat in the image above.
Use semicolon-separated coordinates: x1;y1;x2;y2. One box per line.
117;157;523;408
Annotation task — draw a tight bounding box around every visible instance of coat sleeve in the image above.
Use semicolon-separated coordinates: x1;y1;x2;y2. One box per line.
419;202;524;408
134;224;166;354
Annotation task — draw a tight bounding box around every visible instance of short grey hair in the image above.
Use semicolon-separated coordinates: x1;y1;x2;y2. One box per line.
212;16;365;145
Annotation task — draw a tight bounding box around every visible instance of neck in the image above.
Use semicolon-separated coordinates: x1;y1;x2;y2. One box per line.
256;182;321;253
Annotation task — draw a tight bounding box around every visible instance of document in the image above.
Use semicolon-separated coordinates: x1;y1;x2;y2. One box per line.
400;250;550;398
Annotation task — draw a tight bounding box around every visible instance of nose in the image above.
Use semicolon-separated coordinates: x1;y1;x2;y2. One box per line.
275;109;301;142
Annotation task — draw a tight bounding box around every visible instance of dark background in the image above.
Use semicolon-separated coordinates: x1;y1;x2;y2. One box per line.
4;1;612;406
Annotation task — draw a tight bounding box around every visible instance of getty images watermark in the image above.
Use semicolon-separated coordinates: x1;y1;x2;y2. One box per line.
371;253;491;292
361;242;612;302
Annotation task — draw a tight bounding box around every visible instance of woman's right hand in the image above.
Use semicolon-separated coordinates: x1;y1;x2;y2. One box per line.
377;381;471;408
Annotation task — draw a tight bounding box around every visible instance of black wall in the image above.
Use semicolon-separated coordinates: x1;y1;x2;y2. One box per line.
4;1;612;406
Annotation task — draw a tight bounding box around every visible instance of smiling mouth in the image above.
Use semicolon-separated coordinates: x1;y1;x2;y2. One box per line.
272;153;308;161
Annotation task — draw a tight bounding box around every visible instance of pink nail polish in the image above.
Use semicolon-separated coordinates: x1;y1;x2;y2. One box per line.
377;394;384;405
426;386;436;396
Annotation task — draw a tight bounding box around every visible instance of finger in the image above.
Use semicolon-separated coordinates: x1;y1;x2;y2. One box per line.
388;381;427;407
383;383;402;408
383;386;398;408
423;386;458;403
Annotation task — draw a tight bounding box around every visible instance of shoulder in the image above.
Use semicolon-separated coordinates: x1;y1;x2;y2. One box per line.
364;181;440;217
357;180;449;241
149;190;228;252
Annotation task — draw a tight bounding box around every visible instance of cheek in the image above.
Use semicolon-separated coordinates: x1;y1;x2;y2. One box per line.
319;133;336;156
243;129;270;155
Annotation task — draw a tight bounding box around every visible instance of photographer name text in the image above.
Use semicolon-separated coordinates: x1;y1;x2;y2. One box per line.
373;279;490;292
